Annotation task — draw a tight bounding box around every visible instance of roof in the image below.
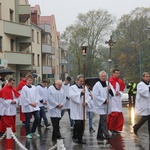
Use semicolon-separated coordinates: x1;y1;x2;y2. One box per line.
40;15;56;34
31;5;41;14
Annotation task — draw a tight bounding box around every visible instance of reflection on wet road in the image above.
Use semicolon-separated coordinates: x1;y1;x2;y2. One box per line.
0;106;150;150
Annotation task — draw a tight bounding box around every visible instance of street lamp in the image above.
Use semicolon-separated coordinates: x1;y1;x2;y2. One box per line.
105;35;115;116
81;43;87;125
131;41;142;81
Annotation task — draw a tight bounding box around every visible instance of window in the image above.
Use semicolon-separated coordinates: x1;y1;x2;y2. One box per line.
10;39;14;51
32;29;34;41
37;54;40;66
0;3;2;19
10;9;14;21
0;36;2;52
37;32;39;43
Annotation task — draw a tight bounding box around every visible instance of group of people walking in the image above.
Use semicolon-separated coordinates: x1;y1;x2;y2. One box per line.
0;69;149;145
0;73;50;139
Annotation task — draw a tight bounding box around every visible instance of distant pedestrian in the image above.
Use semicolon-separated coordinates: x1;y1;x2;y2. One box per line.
133;72;150;135
127;80;137;107
47;80;66;142
20;74;40;139
85;80;95;133
0;78;20;133
93;71;113;140
61;76;74;129
107;69;125;135
36;79;50;128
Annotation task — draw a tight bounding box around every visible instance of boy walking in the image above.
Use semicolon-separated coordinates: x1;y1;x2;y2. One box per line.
20;74;40;139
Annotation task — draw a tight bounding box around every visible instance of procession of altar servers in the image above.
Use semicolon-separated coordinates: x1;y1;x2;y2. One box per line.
2;69;147;144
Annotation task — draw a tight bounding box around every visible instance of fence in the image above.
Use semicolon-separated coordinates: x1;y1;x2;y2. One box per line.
0;128;66;150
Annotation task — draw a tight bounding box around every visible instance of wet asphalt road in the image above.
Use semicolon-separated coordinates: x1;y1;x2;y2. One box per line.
0;105;150;150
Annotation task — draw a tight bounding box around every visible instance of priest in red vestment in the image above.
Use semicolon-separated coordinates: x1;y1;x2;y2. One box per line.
0;78;20;133
107;69;125;134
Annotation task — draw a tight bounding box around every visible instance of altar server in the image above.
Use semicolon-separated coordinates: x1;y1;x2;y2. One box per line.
70;74;91;144
0;78;20;133
133;72;150;135
20;74;40;139
93;71;113;140
47;80;66;141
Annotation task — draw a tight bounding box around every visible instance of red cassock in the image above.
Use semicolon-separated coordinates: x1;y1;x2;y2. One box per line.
107;76;125;131
0;84;20;133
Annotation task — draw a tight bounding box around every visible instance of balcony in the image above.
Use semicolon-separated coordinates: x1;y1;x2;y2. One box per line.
60;44;68;51
3;20;31;37
42;44;54;54
18;5;30;23
43;66;52;74
39;24;50;33
60;58;68;64
4;51;32;65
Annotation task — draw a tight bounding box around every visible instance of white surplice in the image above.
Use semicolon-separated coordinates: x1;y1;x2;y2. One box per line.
109;82;123;113
62;82;70;109
0;94;18;116
47;85;66;118
36;84;48;107
69;84;91;120
135;81;150;116
20;85;40;113
93;81;114;115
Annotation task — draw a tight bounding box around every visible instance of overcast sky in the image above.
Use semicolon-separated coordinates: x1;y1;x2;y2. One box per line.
29;0;150;33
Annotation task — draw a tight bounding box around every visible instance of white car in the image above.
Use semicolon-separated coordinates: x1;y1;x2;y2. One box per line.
121;89;129;104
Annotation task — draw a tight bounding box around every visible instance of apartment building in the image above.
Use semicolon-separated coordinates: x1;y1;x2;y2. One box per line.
57;33;68;80
31;5;55;83
40;15;60;80
0;0;33;83
30;5;42;84
0;0;69;84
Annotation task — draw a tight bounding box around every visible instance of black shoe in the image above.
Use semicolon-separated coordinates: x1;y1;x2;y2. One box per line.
46;124;50;127
52;138;57;142
133;125;138;135
78;141;86;144
38;124;44;127
105;135;112;140
73;138;78;143
0;132;4;137
111;130;120;135
97;135;106;140
58;136;65;139
22;121;25;125
89;128;95;133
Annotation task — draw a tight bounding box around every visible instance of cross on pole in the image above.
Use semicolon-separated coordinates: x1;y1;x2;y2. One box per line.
105;35;115;116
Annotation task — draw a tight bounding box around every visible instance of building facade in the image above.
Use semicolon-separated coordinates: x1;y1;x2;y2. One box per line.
0;0;70;85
